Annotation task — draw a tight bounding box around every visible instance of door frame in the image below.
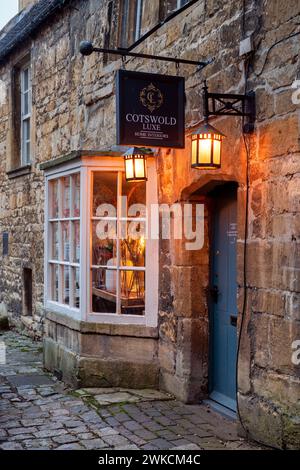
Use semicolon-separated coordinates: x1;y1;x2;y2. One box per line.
208;182;238;411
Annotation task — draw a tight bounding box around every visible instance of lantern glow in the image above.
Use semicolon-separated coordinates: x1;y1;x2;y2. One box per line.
123;147;148;182
191;122;225;170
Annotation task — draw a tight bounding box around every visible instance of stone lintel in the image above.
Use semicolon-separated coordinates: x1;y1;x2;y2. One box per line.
7;164;32;179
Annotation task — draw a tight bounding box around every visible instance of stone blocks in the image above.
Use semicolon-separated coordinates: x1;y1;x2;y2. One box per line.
44;312;159;390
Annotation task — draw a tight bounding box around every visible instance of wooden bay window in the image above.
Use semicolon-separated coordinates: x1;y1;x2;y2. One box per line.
46;171;81;318
44;158;158;326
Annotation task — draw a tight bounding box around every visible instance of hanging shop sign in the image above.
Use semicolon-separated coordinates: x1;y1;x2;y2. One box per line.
116;69;185;148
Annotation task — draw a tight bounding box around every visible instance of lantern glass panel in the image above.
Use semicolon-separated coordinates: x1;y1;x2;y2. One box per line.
199;137;212;165
134;157;146;180
213;139;221;165
192;138;198;165
125;158;134;180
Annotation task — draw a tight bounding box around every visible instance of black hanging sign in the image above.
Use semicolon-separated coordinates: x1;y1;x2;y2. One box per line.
116;69;185;148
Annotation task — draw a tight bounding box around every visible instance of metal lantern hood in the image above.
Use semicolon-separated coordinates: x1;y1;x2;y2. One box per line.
191;82;255;170
123;147;149;182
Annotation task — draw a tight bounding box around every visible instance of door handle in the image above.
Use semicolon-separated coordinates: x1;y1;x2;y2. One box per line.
210;285;219;303
230;315;237;327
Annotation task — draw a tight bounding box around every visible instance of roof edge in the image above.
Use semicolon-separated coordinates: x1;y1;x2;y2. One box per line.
0;0;71;64
39;149;126;171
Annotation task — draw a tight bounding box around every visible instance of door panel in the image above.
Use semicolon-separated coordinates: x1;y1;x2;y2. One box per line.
209;184;238;411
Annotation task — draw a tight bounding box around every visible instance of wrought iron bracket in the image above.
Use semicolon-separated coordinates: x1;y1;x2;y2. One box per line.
79;41;213;71
203;83;256;133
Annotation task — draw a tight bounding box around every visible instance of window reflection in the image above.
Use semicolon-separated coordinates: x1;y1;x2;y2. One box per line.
48;173;80;308
120;270;145;315
92;268;117;314
93;172;117;216
91;171;146;315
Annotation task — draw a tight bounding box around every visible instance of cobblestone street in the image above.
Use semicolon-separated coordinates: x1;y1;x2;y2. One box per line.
0;331;262;450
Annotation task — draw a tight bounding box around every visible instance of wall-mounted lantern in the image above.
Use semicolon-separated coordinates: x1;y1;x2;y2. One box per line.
123;147;149;182
192;82;255;170
191;122;225;169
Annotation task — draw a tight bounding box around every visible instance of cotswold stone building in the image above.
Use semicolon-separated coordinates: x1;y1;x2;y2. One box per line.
0;0;299;449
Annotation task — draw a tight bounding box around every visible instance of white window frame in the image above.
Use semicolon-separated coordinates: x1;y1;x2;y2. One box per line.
20;63;31;165
134;0;143;42
120;0;143;47
177;0;189;8
44;157;158;327
44;166;82;320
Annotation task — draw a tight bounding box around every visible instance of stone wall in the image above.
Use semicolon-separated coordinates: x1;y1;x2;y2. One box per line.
44;311;159;389
0;0;299;448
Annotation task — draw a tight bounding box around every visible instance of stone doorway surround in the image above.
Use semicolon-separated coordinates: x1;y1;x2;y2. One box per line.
158;175;241;405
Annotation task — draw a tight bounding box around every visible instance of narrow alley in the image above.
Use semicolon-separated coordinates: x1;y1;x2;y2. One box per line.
0;331;261;451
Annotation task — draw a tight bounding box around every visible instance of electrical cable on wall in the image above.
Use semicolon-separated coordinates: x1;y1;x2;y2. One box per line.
234;23;279;451
234;0;279;450
235;55;251;442
255;30;300;77
235;62;278;452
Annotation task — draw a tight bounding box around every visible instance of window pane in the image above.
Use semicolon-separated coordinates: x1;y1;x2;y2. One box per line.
63;266;70;305
120;270;145;315
166;0;188;15
92;220;117;266
121;222;145;267
23;68;29;91
51;180;59;218
63;177;70;218
75;268;80;308
25;119;30;139
135;0;143;41
23;91;29;115
92;268;117;313
62;221;70;262
51;264;59;302
120;0;162;47
121;175;146;218
25;141;30;163
51;222;59;260
73;173;80;217
120;0;130;47
71;220;80;264
93;172;118;217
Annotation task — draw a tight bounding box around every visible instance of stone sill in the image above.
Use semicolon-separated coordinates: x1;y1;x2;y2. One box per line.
7;164;32;179
45;310;158;339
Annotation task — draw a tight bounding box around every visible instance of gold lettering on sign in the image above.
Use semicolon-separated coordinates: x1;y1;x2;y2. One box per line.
140;83;163;113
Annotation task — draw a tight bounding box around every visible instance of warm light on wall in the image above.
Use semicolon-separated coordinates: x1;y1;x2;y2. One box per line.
191;122;225;170
123;147;148;182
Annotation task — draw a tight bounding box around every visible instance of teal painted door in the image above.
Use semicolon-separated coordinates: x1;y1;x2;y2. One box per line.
209;184;238;411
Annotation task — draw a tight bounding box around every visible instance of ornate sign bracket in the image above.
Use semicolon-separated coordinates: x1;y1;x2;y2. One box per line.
203;82;256;134
79;41;213;71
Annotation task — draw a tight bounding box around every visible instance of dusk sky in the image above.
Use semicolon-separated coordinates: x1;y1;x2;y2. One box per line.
0;0;19;31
